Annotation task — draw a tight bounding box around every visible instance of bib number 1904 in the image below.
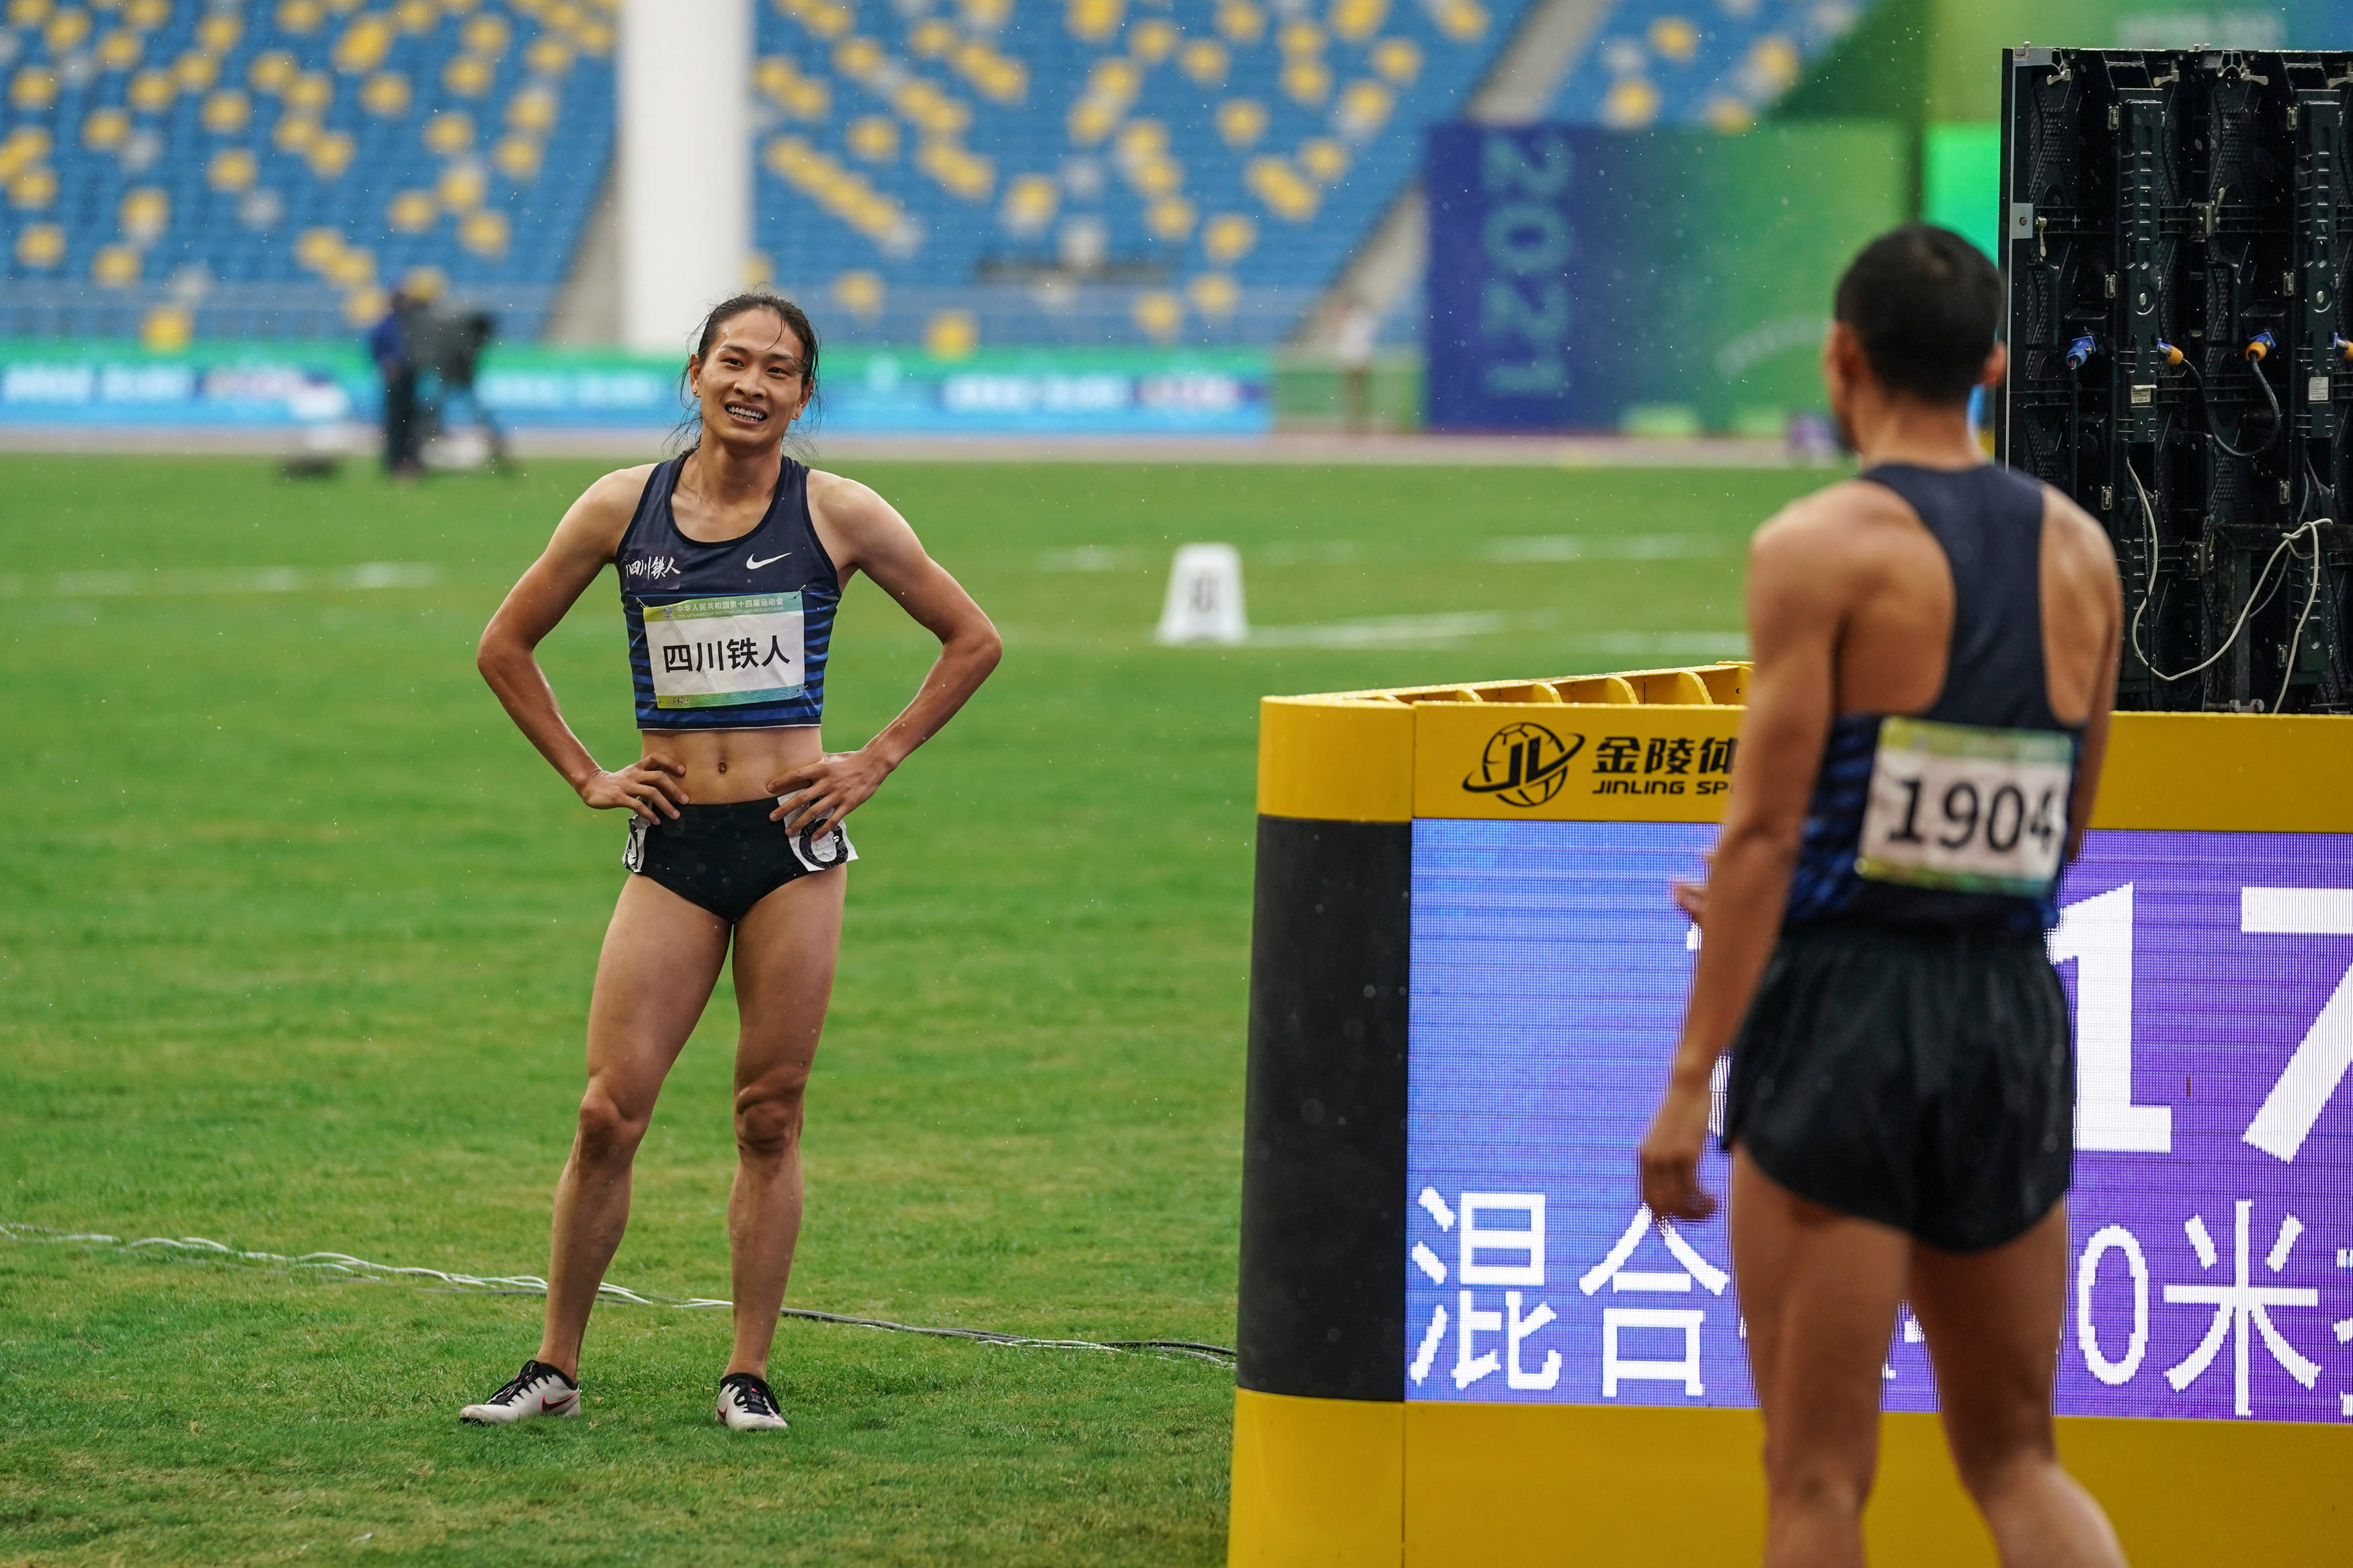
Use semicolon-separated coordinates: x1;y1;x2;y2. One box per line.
1856;716;2073;897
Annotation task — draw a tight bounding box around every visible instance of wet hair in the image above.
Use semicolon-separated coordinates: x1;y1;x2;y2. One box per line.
1832;225;2001;405
670;290;822;454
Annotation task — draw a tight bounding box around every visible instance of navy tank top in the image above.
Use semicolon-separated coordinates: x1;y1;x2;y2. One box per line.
1782;463;2084;933
616;454;838;731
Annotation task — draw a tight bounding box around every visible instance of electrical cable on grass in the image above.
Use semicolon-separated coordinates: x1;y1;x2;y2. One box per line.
1;1223;1235;1367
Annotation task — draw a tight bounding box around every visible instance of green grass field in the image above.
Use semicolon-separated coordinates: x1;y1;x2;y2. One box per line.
0;452;1821;1565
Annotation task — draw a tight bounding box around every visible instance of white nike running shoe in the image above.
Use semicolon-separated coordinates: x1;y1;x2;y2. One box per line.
460;1360;581;1424
715;1372;789;1431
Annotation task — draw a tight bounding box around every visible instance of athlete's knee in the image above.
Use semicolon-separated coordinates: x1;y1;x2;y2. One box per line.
733;1079;807;1160
1763;1442;1875;1523
1947;1427;2061;1510
574;1084;650;1164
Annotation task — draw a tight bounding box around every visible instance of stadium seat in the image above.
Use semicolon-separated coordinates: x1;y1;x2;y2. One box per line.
0;0;616;341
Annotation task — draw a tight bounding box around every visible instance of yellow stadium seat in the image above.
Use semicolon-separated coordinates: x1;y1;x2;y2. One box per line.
1188;272;1240;319
98;30;142;71
1279;56;1330;105
45;7;89;52
1279;19;1323;55
11;68;59;112
1131;155;1181;197
125;0;168;24
295;228;345;270
5;0;50;28
444;54;494;95
342;286;387;327
1704;95;1755;134
832;270;885;321
128;67;174;111
492;134;541;177
970;52;1025;104
1117;119;1169;162
120;185;169;239
141;304;194;354
1329;0;1384;40
307;130;356;177
1089;56;1141;99
208;148;257;191
0;126;50;175
924;309;978;359
286;71;335;112
1067;97;1118;145
388;190;437;231
832;36;883;80
525;36;572;75
1000;172;1056;234
198;13;243;52
1436;0;1485;39
328;245;374;286
958;0;1008;28
92;243;141;286
202;90;251;134
176;51;221;91
1370;36;1419;82
1336;78;1393;136
1179;40;1227;87
847;115;899;162
83;107;132;150
917;138;992;200
362;72;411;114
1131;290;1182;342
276;0;323;34
1601;77;1659;127
437;163;487;210
910;17;955;57
334;15;393;73
1066;0;1120;42
895;80;970;136
575;19;612;54
460;208;508;257
273;115;321;152
800;0;851;40
506;85;557;131
424;111;473;153
462;12;509;54
395;0;438;32
15;222;65;268
1147;194;1195;240
743;250;773;288
1131;17;1178;63
1648;16;1698;62
1215;0;1262;45
1298;136;1347;182
247;54;295;93
1245;156;1317;220
9;165;56;208
1749;34;1800;90
1215;98;1266;149
402;263;448;301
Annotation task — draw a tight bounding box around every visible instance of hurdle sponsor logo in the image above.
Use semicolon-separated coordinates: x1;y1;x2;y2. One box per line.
1462;723;1581;807
1589;733;1737;797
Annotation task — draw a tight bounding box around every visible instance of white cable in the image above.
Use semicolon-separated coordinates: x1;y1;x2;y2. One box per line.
2124;456;2323;696
2273;515;2327;717
1;1223;1234;1366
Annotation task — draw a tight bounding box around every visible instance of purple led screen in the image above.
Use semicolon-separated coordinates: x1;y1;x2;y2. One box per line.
1405;819;2353;1423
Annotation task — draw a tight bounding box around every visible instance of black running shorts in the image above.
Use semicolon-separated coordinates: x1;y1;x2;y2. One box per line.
1720;918;2073;1253
622;799;855;924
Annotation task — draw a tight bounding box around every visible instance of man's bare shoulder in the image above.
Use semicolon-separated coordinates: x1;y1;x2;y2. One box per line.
1751;478;1916;565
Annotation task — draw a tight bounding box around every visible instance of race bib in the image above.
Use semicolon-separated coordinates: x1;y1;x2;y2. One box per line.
1855;716;2073;897
644;593;804;710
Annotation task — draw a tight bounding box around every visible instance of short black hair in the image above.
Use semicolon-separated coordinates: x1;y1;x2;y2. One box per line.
1832;224;2001;405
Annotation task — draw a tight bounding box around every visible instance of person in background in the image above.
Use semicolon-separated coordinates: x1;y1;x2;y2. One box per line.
1333;294;1378;435
368;287;422;481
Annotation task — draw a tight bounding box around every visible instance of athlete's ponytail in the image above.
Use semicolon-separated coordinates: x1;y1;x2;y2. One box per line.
671;290;824;456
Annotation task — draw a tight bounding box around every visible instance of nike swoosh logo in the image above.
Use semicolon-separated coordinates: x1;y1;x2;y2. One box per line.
542;1391;575;1411
746;553;788;570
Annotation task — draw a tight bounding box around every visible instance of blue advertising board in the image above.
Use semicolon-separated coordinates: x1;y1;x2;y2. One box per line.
1406;818;2353;1425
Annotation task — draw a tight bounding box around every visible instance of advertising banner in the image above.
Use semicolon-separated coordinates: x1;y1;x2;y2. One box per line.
1424;122;1907;434
1406;817;2353;1426
0;341;1270;435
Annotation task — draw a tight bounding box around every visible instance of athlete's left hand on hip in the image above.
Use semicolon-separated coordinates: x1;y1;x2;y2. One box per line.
768;749;889;833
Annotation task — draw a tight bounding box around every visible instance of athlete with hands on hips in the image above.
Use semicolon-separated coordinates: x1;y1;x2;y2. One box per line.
462;291;1000;1432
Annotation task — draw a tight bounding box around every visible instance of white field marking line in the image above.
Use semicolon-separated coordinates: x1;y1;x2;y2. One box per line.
1480;534;1728;563
0;563;442;599
0;1223;1234;1366
1250;610;1533;647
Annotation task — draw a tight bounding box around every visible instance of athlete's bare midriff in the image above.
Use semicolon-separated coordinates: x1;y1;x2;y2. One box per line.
639;726;823;805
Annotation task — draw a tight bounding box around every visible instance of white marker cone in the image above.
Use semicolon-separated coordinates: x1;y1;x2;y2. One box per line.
1155;543;1248;645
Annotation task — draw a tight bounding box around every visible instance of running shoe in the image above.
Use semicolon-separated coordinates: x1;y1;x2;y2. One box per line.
715;1372;789;1431
459;1360;581;1424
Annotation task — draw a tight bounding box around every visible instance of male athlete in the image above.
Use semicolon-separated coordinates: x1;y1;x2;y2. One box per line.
1639;226;2130;1567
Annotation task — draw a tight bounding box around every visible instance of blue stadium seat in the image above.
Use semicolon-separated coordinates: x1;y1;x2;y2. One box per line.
0;0;614;343
1550;0;1862;133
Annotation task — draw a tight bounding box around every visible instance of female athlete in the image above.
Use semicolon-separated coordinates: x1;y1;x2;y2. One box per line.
461;293;1001;1431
